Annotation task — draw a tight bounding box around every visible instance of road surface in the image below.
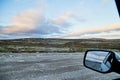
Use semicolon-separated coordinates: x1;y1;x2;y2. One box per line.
0;53;120;80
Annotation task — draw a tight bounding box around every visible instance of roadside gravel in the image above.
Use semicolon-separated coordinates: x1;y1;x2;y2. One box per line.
0;53;120;80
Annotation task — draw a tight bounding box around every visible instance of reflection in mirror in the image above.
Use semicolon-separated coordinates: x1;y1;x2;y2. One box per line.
85;51;112;72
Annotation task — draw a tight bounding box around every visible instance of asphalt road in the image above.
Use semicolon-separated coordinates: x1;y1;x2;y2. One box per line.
0;53;120;80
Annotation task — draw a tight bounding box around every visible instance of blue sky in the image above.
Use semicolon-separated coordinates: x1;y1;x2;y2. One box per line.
0;0;120;39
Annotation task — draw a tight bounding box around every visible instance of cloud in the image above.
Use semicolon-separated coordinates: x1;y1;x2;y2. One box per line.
1;9;44;34
80;31;120;39
1;0;117;39
0;9;62;35
0;0;62;36
60;23;120;38
0;9;64;39
52;12;80;32
58;31;120;39
29;20;61;35
1;0;46;34
81;23;120;34
53;12;75;25
0;0;88;39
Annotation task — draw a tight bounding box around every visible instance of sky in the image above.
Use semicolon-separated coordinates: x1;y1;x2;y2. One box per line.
0;0;120;39
86;51;109;62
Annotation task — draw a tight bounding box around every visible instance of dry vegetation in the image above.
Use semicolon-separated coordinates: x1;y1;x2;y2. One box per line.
0;38;120;53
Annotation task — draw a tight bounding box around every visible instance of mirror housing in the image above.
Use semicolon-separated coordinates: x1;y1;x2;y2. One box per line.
83;50;115;73
115;0;120;17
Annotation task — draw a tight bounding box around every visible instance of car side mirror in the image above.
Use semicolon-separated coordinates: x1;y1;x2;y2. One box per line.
115;0;120;17
83;50;114;73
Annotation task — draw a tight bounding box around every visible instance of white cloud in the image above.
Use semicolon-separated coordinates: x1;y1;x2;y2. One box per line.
53;12;75;25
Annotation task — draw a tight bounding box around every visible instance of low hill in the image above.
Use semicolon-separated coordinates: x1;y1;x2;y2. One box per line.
0;38;120;53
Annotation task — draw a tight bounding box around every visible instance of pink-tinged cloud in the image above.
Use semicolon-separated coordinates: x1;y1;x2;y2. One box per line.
78;31;120;39
1;0;46;34
61;23;120;38
1;9;44;34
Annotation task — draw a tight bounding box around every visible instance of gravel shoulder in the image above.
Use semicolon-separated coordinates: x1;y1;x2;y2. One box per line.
0;53;120;80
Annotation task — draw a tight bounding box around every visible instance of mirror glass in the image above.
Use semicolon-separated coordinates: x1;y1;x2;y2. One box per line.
85;51;112;72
